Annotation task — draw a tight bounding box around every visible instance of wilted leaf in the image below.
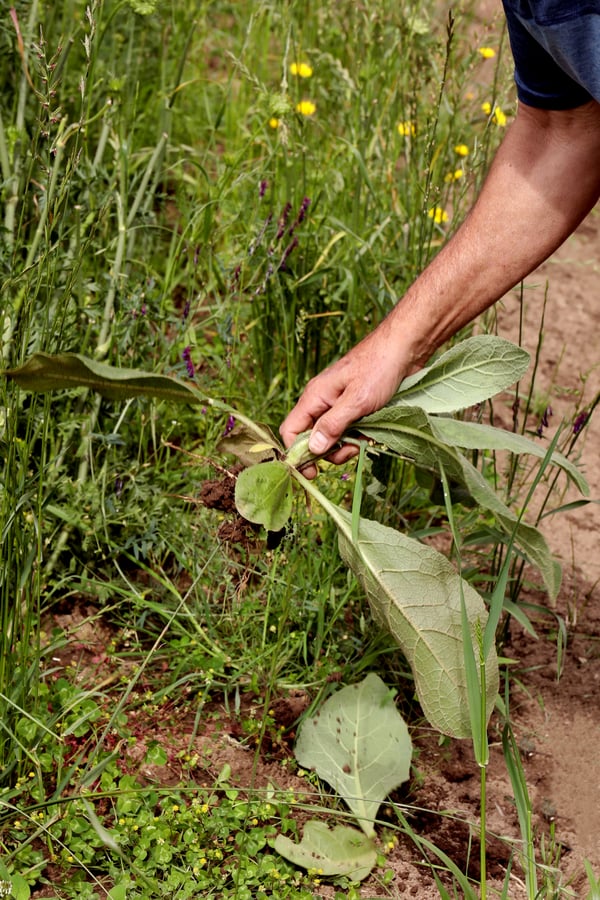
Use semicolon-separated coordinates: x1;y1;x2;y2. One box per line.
390;336;529;413
333;511;499;738
452;453;562;599
294;674;412;836
274;820;377;881
218;425;281;466
3;352;201;404
234;461;293;532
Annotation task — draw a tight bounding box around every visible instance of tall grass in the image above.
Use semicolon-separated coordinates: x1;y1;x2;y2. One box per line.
0;0;199;782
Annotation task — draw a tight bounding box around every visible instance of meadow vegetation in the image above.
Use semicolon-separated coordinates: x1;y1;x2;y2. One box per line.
0;1;596;897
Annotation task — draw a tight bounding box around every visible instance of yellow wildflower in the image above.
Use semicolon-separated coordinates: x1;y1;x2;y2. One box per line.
493;105;507;126
428;206;449;224
454;143;469;156
296;99;316;116
482;102;507;126
478;46;496;59
290;61;313;78
397;120;416;137
268;117;280;129
444;169;464;182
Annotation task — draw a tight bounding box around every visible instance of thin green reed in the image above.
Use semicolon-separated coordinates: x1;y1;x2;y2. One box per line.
0;387;50;783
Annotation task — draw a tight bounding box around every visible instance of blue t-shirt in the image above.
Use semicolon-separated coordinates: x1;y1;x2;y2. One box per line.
502;1;600;108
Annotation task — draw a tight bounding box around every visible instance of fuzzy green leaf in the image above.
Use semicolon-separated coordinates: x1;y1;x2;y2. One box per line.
294;674;412;835
234;461;293;532
3;352;201;403
333;512;499;738
274;820;377;881
356;405;560;598
390;335;529;413
429;416;588;495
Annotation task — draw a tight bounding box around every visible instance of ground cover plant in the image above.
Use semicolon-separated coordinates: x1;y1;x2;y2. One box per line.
1;0;599;898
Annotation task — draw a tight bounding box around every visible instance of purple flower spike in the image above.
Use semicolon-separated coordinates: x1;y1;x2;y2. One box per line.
536;405;553;437
259;179;268;198
276;202;292;240
223;414;236;437
182;346;195;379
573;411;589;435
297;196;310;223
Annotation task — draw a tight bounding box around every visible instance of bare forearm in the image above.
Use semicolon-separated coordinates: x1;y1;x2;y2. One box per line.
281;100;600;457
389;100;600;367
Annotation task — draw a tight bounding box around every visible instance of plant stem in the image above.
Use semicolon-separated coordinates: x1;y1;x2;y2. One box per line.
479;644;488;899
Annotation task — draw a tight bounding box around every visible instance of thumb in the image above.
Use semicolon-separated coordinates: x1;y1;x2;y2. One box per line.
308;427;333;455
308;399;363;455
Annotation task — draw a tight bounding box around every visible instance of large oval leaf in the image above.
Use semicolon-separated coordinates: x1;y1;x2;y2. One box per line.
294;674;412;836
234;461;293;532
390;335;530;413
334;509;499;738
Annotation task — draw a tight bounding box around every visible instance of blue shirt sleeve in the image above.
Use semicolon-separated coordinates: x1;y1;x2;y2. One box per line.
502;1;600;108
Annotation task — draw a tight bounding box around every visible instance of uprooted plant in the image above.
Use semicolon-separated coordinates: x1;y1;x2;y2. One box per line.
3;333;589;892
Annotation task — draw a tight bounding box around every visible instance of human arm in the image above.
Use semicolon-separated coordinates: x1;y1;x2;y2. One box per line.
280;99;600;468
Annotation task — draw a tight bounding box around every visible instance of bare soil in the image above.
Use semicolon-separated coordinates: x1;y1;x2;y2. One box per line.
493;205;600;893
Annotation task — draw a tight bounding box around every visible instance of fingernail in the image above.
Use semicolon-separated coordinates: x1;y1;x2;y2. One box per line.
309;431;329;454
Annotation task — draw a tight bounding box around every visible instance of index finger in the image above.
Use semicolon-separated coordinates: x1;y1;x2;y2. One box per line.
280;381;342;448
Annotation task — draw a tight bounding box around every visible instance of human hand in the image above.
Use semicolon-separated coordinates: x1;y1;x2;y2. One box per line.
280;323;416;477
